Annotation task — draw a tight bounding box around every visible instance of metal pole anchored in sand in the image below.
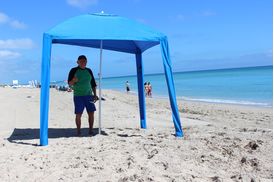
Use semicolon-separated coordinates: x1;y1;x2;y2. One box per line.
98;40;103;135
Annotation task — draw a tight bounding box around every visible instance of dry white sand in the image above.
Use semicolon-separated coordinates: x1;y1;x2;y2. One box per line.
0;87;272;181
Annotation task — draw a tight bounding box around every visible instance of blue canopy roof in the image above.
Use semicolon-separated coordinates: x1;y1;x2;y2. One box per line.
46;13;165;53
40;13;183;146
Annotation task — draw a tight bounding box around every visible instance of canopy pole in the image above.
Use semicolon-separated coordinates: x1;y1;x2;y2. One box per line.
40;34;52;146
98;40;103;135
135;52;146;128
160;38;183;137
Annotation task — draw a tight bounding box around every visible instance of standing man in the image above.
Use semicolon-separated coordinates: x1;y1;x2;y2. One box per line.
126;81;130;93
68;55;98;136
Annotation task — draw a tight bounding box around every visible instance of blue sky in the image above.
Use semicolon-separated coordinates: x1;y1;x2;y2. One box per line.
0;0;272;84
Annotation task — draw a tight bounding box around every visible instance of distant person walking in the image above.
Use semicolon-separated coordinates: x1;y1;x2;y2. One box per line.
144;82;148;97
147;82;152;97
68;55;98;136
126;81;130;93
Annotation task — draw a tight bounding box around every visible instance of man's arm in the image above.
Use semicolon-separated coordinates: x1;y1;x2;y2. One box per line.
68;67;78;86
92;86;97;97
87;68;98;101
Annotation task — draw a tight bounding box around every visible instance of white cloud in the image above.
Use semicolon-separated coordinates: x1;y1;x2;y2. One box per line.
67;0;98;8
0;50;21;60
0;12;27;29
176;14;186;21
0;12;9;23
174;10;216;22
10;20;27;29
0;38;34;49
201;10;216;17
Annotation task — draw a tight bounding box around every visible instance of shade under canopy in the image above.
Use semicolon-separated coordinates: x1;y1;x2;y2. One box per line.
40;13;183;146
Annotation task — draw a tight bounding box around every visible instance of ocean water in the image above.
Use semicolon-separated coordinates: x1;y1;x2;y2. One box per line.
99;66;273;107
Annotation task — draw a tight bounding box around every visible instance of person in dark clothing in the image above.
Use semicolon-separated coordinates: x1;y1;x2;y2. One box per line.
126;81;130;93
68;55;98;136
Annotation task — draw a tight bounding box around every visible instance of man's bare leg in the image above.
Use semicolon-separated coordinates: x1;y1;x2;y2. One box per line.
88;112;94;135
75;114;82;135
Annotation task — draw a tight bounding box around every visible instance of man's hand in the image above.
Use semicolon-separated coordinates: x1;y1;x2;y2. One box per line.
72;77;78;83
68;76;78;85
93;95;99;103
68;76;78;86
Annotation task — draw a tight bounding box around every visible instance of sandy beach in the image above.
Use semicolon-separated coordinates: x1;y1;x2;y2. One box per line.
0;87;272;181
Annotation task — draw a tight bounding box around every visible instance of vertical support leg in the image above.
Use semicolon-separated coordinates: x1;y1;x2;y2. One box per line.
160;39;183;137
40;34;52;146
135;52;146;128
98;40;103;135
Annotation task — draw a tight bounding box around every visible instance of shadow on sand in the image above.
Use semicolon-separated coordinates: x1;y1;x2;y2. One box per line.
7;128;108;146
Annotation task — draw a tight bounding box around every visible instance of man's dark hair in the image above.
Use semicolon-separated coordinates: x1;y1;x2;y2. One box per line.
78;55;87;60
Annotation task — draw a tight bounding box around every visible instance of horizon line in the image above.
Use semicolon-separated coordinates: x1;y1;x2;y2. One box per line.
100;64;273;80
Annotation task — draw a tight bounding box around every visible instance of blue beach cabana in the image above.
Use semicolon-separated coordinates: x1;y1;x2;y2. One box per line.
40;13;183;146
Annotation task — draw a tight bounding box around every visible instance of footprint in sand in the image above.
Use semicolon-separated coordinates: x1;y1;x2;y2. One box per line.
143;144;159;159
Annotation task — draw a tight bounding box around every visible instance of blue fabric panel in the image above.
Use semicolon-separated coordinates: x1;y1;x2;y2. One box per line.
52;39;159;54
135;52;146;128
47;14;164;41
160;38;183;137
40;34;52;146
47;14;164;53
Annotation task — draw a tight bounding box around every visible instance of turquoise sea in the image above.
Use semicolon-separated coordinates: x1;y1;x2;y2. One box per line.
55;66;272;107
98;66;273;107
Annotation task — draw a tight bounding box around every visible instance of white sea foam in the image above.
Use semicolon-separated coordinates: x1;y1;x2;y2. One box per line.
180;97;271;107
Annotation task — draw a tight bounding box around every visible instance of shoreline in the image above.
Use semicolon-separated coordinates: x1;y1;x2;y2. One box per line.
123;89;273;109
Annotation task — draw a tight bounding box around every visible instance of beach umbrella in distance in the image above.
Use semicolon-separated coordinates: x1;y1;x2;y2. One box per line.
40;12;183;146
